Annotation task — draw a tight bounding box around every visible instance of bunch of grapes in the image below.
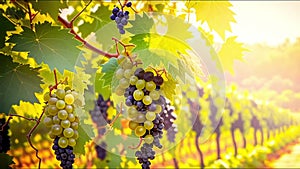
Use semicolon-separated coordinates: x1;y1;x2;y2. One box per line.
89;94;113;160
160;99;178;142
43;87;79;168
0;117;10;153
110;2;133;34
52;137;75;169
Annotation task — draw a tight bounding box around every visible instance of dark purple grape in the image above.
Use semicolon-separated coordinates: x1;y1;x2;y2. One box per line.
143;72;154;82
112;7;119;15
134;68;145;79
110;14;116;20
124;11;129;16
52;137;75;169
153;76;163;86
126;2;132;7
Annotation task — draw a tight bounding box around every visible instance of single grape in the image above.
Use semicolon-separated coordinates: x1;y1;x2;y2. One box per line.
56;89;65;99
43;117;53;127
148;104;157;111
71;122;79;130
63;128;74;138
134;68;145;79
133;90;144;101
56;100;66;109
61;119;71;128
68;138;76;147
149;90;160;100
129;121;139;130
122;61;133;69
130;76;139;85
68;113;75;122
124;11;129;16
121;18;128;25
44;92;50;102
119;78;130;88
128;107;138;119
146;111;156;121
58;137;68;148
125;99;133;106
143;96;152;105
115;85;125;96
58;110;68;120
155;105;162;114
144;135;154;144
115;16;121;23
53;115;60;124
135;126;146;137
119;29;125;34
144;72;154;82
118;23;124;29
72;130;79;139
65;94;74;105
64;86;72;92
124;69;133;79
51;124;63;135
115;68;124;79
65;105;73;113
48;105;59;116
144;120;154;130
48;97;58;105
126;2;132;7
112;7;119;14
145;81;156;91
136;79;145;90
110;14;116;20
153;76;164;86
134;113;146;123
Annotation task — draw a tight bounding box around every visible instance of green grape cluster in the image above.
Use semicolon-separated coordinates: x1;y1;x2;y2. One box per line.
43;87;79;148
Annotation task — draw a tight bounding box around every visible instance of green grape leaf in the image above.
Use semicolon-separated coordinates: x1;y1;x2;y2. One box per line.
5;6;26;20
0;13;15;48
162;74;177;102
0;55;42;114
95;73;111;100
169;59;193;83
100;58;118;87
165;15;193;42
30;0;68;21
107;151;122;168
74;122;94;155
7;22;81;72
127;12;154;35
78;5;112;38
0;153;15;168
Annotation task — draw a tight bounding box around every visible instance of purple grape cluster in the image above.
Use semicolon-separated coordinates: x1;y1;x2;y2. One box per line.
95;141;107;160
52;137;75;169
0;117;10;153
160;99;178;142
110;2;133;34
135;143;155;169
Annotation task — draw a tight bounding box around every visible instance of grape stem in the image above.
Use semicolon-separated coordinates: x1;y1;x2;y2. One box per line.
128;137;143;149
48;69;68;95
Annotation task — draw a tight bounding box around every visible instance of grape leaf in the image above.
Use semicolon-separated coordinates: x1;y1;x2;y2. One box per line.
0;153;15;168
74;122;94;155
218;36;248;74
95;73;111;100
7;22;81;72
107;152;122;168
165;15;193;42
78;5;112;38
127;12;154;35
0;54;42;114
5;6;26;20
30;0;68;21
191;1;236;40
100;58;119;87
0;13;15;48
162;73;177;102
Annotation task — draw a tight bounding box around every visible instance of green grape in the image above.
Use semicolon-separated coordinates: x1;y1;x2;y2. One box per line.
144;135;154;144
124;69;133;79
119;78;130;88
129;76;138;85
58;137;68;148
71;91;78;99
155;105;162;114
115;68;124;79
65;105;73;113
149;90;160;100
68;113;75;122
63;128;74;138
56;89;65;99
71;122;79;130
44;107;50;116
43;117;53;127
68;138;76;147
128;107;138;119
143;96;152;105
144;120;154;130
145;81;156;91
48;105;58;116
123;62;133;69
146;111;156;121
115;85;125;96
64;94;74;104
48;131;56;139
64;86;72;92
56;100;66;109
72;130;79;139
135;126;146;137
43;92;50;102
51;124;63;135
52;115;60;124
129;121;139;130
134;114;146;123
61;119;71;128
136;79;145;90
58;110;68;120
133;90;144;101
48;97;58;105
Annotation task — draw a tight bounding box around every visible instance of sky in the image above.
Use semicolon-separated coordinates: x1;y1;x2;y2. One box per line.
227;1;300;46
